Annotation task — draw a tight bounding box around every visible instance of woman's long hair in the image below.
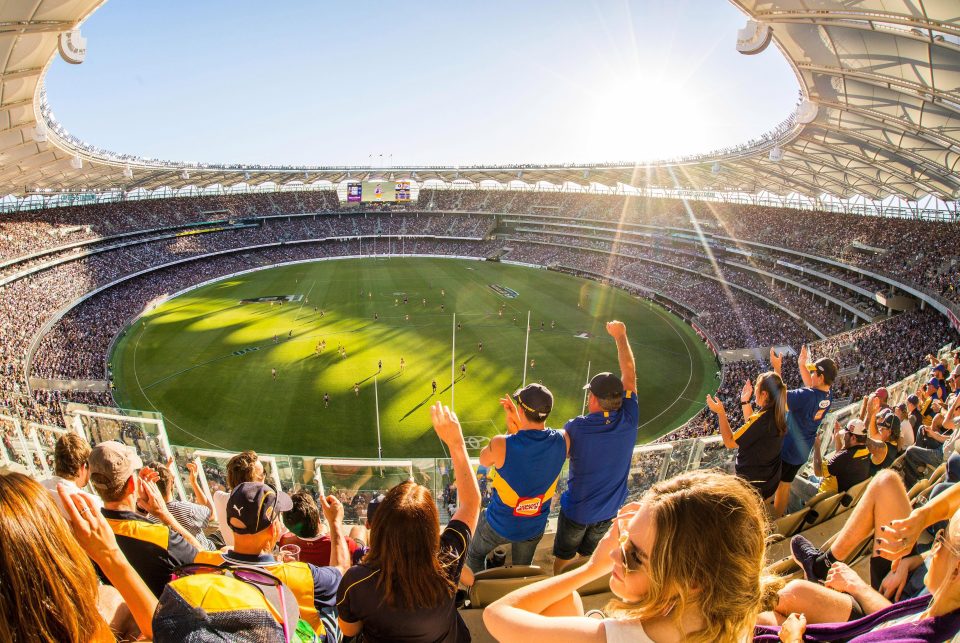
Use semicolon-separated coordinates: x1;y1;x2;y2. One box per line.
364;481;457;609
607;470;783;643
0;473;108;642
756;371;788;437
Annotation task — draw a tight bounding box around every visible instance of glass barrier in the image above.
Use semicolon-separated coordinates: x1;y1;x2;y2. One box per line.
11;343;949;534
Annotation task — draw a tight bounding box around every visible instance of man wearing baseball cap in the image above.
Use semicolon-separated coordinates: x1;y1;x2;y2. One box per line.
789;418;870;511
770;345;838;517
89;441;198;597
193;481;348;639
466;382;567;573
553;320;638;574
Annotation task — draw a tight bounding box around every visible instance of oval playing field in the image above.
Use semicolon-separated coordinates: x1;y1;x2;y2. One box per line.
110;258;720;458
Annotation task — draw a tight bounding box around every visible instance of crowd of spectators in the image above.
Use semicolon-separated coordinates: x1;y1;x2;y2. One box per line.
0;190;956;452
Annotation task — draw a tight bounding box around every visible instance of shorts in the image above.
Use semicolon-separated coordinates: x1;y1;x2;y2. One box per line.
553;510;613;560
780;461;804;484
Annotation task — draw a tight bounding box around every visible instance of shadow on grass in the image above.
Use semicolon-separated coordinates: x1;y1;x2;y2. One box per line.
399;392;436;422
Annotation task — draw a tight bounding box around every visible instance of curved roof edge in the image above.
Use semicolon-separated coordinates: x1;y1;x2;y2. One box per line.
0;0;958;209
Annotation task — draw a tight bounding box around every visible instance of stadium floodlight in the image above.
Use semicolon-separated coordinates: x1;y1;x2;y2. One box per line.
31;124;47;143
769;146;784;162
70;155;82;169
123;166;133;179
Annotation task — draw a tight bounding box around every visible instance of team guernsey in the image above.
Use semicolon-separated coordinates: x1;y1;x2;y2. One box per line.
487;429;567;542
780;387;833;466
560;390;640;524
732;409;784;499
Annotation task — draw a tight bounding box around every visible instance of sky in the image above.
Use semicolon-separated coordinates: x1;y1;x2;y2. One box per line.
44;0;800;168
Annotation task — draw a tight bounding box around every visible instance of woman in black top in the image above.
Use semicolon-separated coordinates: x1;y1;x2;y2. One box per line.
707;371;788;500
337;402;481;642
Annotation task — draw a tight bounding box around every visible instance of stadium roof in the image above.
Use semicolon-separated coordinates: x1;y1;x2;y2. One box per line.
1;0;958;203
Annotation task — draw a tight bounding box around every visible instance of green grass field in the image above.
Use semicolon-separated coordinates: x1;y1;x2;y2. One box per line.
110;258;719;458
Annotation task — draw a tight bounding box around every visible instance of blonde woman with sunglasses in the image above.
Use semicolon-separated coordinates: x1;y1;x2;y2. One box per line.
484;470;781;642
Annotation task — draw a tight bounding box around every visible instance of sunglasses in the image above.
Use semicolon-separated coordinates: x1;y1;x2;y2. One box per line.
618;529;645;574
934;530;960;559
172;563;294;641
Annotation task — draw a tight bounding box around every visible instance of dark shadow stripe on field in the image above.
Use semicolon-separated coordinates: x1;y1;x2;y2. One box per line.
399;393;435;422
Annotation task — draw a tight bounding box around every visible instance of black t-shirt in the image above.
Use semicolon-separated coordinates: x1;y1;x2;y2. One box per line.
732;409;784;500
869;440;900;475
824;447;871;493
337;519;472;642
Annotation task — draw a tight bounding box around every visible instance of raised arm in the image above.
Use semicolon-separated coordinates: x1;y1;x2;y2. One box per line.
431;402;481;533
137;472;203;552
185;460;215;514
706;395;738;449
58;485;157;640
318;494;349;575
797;345;814;387
606;321;636;392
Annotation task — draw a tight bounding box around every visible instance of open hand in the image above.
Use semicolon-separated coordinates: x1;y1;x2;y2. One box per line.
876;511;925;561
57;484;121;568
741;379;754;403
705;394;725;414
769;348;783;373
430;402;465;446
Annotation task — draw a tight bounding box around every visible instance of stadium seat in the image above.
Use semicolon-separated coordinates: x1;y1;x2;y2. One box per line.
466;565;549;608
770;506;814;542
804;492;847;528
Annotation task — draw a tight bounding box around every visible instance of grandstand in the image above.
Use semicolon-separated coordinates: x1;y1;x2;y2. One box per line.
1;1;959;642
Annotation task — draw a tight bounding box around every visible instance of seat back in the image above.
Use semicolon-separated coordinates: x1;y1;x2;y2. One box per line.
771;507;812;541
806;493;845;528
467;565;548;608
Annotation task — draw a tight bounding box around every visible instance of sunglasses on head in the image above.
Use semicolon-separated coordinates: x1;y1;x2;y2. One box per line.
171;563;295;642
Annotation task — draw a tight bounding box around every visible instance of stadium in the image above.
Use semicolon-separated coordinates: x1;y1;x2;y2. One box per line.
1;1;959;642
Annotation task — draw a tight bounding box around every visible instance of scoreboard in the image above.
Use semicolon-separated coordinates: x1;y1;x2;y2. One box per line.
346;181;411;203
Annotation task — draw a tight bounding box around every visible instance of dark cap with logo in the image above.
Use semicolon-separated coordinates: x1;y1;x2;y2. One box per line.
805;358;838;385
584;372;624;399
513;383;554;419
226;482;292;535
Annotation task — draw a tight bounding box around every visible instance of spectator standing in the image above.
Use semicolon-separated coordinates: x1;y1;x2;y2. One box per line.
280;490;362;567
337;402;481;642
39;432;103;518
772;346;838;517
212;450;265;547
88;441;199;597
706;370;787;501
196;482;346;640
466;384;567;572
902;399;958;487
553;321;638;574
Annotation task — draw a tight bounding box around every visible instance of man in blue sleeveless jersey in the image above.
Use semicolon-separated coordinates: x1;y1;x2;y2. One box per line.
771;345;838;517
465;383;568;573
553;320;638;574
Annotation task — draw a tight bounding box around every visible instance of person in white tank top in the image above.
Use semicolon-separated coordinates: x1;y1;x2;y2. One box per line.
484;470;780;642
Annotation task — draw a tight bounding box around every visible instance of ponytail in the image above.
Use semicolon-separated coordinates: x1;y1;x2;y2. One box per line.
756;372;788;437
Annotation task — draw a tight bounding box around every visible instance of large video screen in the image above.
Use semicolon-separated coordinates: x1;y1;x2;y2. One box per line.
346;182;362;203
361;181;397;202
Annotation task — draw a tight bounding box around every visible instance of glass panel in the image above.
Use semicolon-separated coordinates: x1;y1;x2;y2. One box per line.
28;423;70;476
0;416;33;472
314;459;417;525
697;437;735;473
627;444;672;502
662;439;698;481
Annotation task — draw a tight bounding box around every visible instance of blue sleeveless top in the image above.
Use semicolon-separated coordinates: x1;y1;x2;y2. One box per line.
486;428;567;541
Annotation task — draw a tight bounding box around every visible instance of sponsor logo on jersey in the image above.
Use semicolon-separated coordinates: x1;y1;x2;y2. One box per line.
513;495;544;517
